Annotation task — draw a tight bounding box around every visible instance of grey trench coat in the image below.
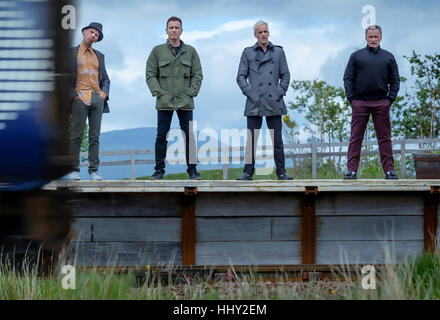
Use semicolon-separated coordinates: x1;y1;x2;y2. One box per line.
236;42;290;117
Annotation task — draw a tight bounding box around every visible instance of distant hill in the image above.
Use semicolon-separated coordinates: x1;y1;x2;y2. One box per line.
100;127;157;151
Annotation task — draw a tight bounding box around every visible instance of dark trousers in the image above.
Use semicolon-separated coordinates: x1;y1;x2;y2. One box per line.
347;99;394;173
69;92;104;174
155;109;196;173
244;115;286;176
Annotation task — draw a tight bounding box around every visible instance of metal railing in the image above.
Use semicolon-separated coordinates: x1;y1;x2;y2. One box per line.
79;138;440;180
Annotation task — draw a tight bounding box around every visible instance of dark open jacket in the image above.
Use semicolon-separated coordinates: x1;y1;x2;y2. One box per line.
71;45;111;113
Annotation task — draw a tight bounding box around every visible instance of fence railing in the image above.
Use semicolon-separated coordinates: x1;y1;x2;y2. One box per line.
80;138;440;180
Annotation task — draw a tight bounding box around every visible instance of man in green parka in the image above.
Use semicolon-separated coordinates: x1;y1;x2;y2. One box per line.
146;16;203;180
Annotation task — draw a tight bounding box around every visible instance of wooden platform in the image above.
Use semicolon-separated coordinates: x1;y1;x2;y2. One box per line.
43;180;440;269
45;179;440;192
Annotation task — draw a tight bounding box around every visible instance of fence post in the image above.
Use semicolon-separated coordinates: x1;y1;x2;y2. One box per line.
130;150;136;180
311;144;317;179
221;145;229;180
401;142;406;178
223;164;229;180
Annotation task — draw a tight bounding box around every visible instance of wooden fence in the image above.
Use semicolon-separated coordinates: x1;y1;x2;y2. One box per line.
80;138;440;180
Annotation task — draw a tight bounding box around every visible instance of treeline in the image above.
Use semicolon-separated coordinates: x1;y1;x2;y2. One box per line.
285;51;440;142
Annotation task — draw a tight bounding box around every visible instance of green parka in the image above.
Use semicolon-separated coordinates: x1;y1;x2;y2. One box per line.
146;41;203;110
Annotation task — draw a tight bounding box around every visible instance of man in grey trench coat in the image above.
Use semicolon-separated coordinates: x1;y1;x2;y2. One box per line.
236;20;293;180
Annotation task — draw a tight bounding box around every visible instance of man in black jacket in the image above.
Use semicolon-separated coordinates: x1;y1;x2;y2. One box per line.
343;25;400;180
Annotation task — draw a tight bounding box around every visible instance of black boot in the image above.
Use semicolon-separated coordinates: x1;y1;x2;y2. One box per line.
277;172;293;180
236;172;253;181
151;170;164;180
385;170;399;180
187;168;202;180
343;171;357;180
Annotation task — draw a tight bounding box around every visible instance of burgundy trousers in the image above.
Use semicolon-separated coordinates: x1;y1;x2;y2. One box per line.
347;99;394;173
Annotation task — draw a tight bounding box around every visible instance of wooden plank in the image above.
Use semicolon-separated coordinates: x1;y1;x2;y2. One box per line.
316;193;424;216
67;241;182;267
301;194;316;264
424;195;439;252
285;138;440;148
317;216;423;241
401;142;406;179
196;193;301;216
316;240;423;264
181;189;196;265
44;180;440;193
69;193;182;217
311;144;317;179
70;217;181;242
196;217;301;241
196;241;301;265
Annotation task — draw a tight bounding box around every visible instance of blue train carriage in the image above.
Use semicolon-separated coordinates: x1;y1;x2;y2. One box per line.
0;0;75;273
0;0;74;191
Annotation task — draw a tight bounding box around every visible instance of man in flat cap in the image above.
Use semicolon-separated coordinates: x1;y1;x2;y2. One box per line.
68;22;110;180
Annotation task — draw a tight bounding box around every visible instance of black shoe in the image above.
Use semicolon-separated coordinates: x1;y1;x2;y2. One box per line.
151;170;164;180
343;171;357;180
188;170;202;180
236;172;253;181
385;170;399;180
277;173;293;180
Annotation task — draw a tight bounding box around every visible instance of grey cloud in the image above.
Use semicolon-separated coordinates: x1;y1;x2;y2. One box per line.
74;0;440;135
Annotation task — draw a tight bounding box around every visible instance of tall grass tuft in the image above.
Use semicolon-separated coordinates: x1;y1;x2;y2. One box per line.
1;247;439;300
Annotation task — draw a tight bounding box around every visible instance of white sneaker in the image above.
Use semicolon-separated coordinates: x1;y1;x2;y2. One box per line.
68;171;80;180
89;172;103;181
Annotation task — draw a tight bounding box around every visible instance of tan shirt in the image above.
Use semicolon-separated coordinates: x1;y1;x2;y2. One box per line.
75;42;106;105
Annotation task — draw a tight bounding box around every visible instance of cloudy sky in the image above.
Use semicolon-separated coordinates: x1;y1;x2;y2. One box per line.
73;0;440;140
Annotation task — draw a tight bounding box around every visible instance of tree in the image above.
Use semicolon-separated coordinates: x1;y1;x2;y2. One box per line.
288;80;351;167
391;51;440;139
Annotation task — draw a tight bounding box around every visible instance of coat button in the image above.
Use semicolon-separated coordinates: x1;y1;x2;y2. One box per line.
270;71;273;74
268;83;272;86
259;83;263;86
269;94;272;98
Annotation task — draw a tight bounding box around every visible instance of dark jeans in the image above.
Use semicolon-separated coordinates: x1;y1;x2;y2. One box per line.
155;109;196;173
69;92;104;174
244;115;286;176
347;99;394;173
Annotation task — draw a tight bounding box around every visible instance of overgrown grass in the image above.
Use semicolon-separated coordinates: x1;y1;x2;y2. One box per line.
1;249;439;300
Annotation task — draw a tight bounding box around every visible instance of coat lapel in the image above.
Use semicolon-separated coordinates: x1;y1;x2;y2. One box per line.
260;48;272;65
253;43;273;68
